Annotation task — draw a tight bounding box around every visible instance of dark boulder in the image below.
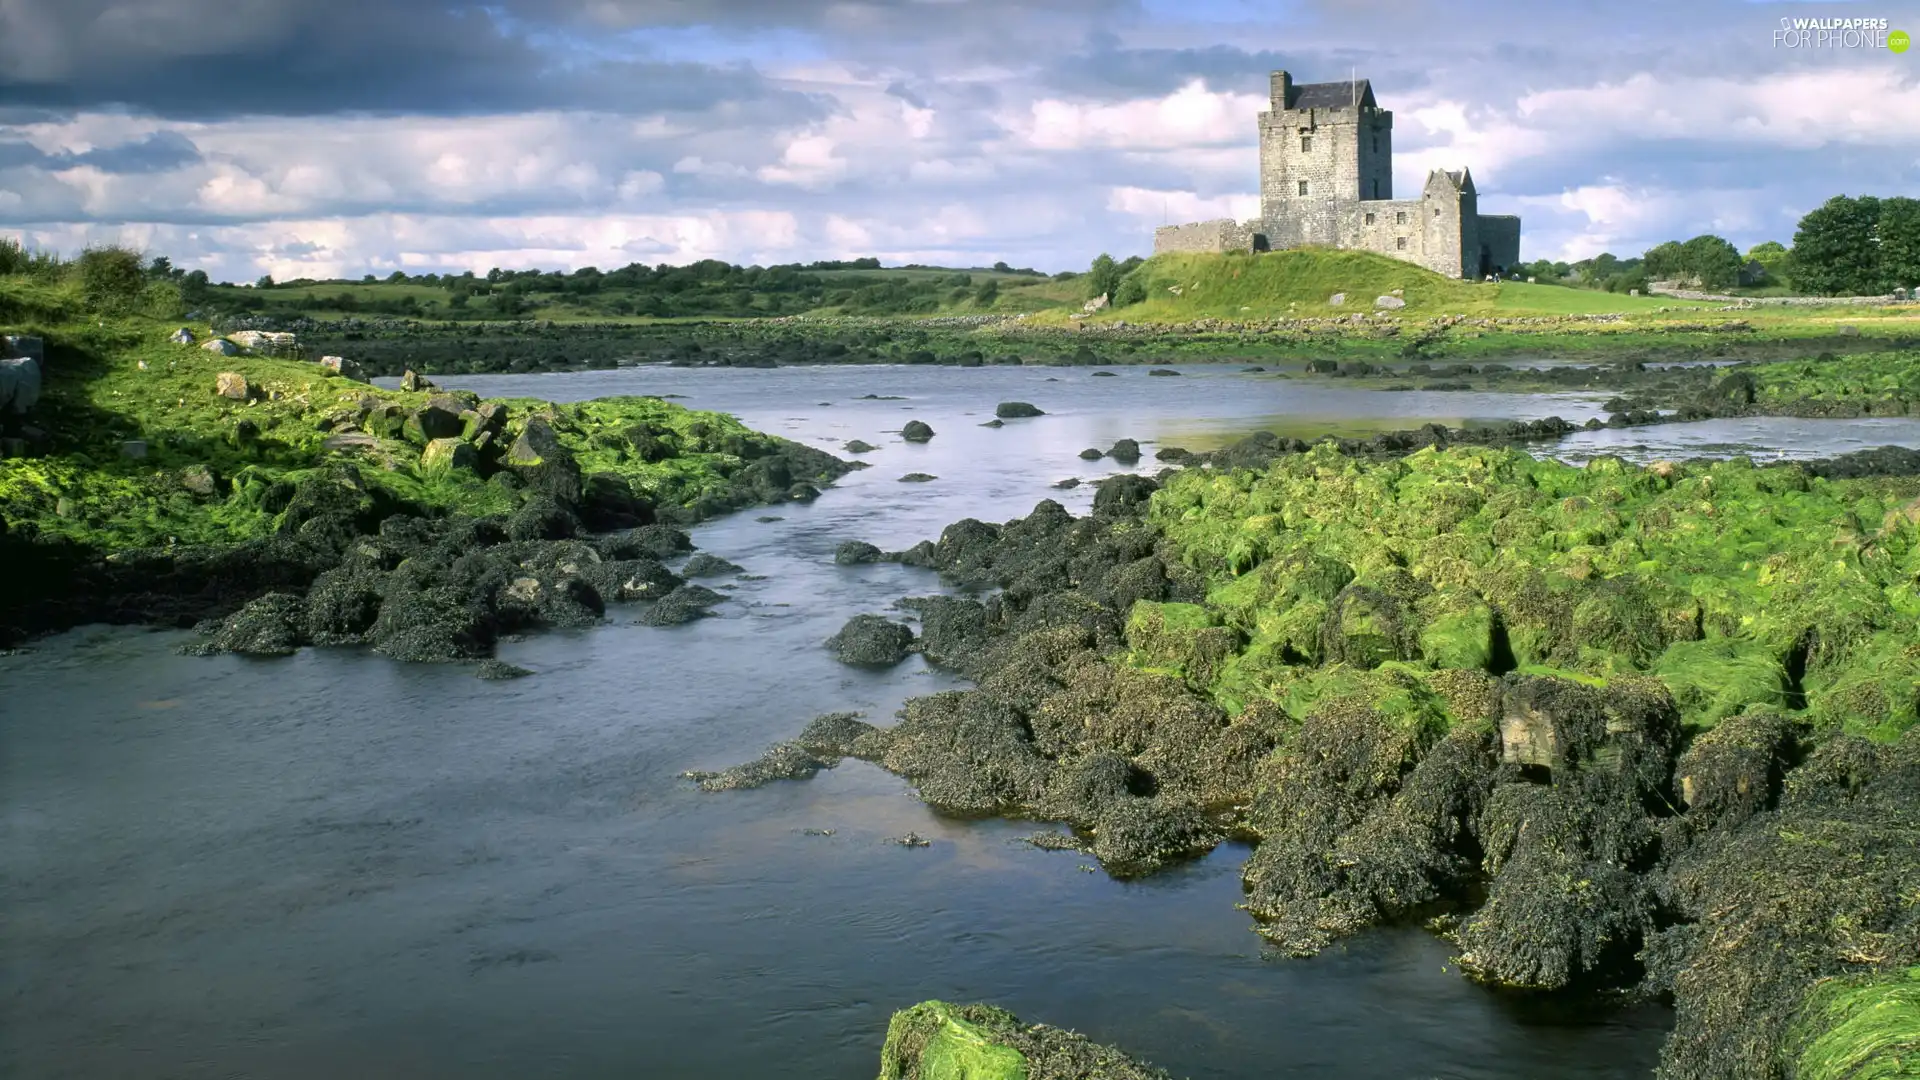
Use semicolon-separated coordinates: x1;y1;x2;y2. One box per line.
901;420;935;442
835;540;885;565
640;584;726;626
1108;438;1141;463
681;553;743;577
826;614;916;666
995;401;1045;418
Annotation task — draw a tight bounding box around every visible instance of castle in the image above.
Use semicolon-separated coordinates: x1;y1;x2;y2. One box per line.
1153;72;1521;280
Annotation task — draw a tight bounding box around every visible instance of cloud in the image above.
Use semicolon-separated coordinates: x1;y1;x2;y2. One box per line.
2;0;1915;277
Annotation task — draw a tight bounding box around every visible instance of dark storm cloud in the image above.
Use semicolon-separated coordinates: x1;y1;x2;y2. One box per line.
0;0;827;120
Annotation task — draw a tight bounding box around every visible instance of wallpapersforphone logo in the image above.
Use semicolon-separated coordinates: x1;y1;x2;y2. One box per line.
1772;16;1908;50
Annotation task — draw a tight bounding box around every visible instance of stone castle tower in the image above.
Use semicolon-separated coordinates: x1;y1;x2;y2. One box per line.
1153;72;1521;280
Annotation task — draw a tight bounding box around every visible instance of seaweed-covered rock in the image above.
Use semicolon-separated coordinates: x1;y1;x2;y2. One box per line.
684;742;829;791
901;595;992;671
995;401;1045;418
303;565;385;645
506;415;583;505
878;1001;1170;1080
640;584;725;626
1108;438;1142;463
826;614;916;666
795;711;880;758
845;439;878;454
902;420;935;442
680;553;743;577
477;659;533;680
834;540;884;565
179;592;308;656
867;691;1050;815
1088;796;1218;876
1650;730;1920;1080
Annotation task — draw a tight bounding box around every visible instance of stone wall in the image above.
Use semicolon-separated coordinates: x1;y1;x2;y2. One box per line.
1259;103;1395;226
1647;283;1914;305
1477;216;1520;275
1153;219;1264;255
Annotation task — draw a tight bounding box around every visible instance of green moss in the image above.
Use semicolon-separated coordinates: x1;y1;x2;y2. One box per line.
878;1002;1029;1080
1653;638;1788;732
1124;600;1240;690
1788;967;1920;1080
1806;634;1920;743
1416;586;1495;670
1274;662;1454;736
1147;443;1920;745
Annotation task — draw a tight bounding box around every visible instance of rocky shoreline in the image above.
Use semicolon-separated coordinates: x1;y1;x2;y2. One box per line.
707;437;1919;1080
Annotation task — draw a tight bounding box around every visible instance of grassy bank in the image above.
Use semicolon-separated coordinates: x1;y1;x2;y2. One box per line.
0;281;848;642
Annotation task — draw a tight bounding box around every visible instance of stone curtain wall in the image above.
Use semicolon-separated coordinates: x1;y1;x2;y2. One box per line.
1153;219;1263;255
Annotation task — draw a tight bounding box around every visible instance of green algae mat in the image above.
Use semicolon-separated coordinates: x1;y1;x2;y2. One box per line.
1146;443;1920;744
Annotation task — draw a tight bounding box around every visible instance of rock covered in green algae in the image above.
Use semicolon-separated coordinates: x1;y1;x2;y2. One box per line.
878;1001;1172;1080
826;614;916;666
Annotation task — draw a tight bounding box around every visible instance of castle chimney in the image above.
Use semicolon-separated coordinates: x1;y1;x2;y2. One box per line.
1271;70;1293;110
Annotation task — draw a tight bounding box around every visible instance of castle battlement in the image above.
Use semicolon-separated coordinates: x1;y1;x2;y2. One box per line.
1154;72;1520;280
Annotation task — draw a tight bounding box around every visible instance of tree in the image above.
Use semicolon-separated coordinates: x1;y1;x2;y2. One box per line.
146;255;174;280
992;261;1012;273
1642;241;1685;281
1680;235;1742;289
973;278;999;307
180;269;210;305
386;270;408;284
1086;254;1121;300
1877;196;1920;291
75;246;148;310
1792;195;1882;296
255;273;275;289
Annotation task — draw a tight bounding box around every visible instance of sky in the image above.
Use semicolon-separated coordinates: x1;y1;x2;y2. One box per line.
1;0;1916;281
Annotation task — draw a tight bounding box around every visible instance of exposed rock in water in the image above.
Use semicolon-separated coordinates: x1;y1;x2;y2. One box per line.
179;592;307;656
826;614;916;666
399;369;434;392
476;659;533;680
1079;448;1104;460
680;553;743;577
901;420;935;442
878;1001;1171;1080
995;401;1045;418
1108;439;1142;463
845;440;878;453
835;540;885;565
639;584;725;626
1052;478;1081;489
979;419;1004;428
899;473;937;483
1147;368;1181;377
684;742;830;791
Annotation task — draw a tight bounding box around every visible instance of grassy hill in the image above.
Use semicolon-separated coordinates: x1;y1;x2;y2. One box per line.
1052;249;1714;324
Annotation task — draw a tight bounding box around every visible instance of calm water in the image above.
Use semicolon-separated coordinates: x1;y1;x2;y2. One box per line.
21;362;1906;1079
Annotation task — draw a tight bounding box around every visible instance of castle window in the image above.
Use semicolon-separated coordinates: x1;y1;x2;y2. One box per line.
1372;136;1379;153
1300;136;1313;152
1298;180;1309;196
1433;208;1441;217
1396;237;1407;250
1395;211;1407;225
1370;179;1379;198
1364;212;1376;225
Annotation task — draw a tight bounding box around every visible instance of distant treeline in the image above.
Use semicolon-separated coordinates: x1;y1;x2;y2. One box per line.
206;257;1071;320
1509;195;1920;296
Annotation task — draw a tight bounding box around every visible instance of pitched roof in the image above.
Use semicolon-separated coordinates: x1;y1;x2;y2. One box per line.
1287;79;1375;110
